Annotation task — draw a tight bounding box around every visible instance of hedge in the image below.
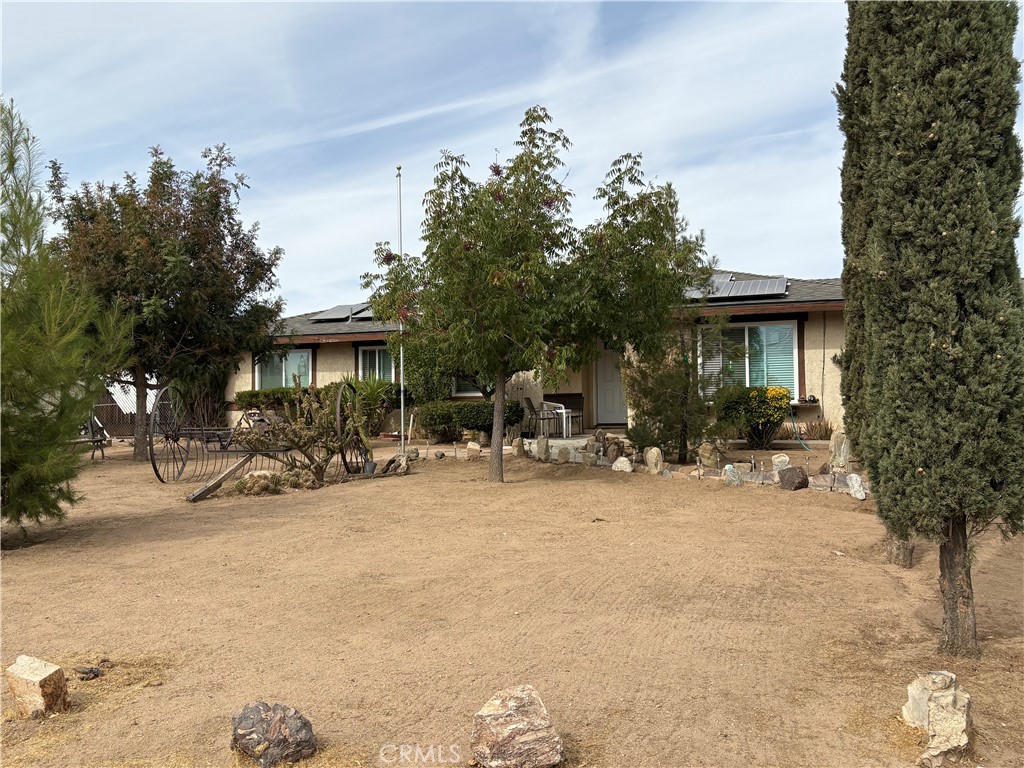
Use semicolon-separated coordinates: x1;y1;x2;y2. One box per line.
416;400;526;443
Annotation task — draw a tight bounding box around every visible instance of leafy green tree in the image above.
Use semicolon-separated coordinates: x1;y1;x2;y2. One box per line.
365;107;708;482
1;100;130;528
48;146;284;459
837;1;1024;657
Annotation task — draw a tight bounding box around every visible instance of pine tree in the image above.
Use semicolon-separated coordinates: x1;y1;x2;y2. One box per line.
837;1;1024;657
1;100;130;528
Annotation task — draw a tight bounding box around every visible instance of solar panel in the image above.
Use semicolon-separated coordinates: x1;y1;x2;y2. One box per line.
708;276;788;300
309;302;373;322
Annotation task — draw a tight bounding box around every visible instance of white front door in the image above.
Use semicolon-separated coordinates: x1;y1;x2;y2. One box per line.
595;348;628;424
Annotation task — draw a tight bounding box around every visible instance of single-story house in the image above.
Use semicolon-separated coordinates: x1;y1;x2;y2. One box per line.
225;270;846;434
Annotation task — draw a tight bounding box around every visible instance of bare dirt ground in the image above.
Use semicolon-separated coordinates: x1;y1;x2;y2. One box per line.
2;441;1022;768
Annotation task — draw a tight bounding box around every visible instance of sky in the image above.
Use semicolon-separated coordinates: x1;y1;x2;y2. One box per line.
4;1;1022;317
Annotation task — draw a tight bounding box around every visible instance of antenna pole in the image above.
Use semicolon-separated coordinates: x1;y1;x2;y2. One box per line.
397;165;406;454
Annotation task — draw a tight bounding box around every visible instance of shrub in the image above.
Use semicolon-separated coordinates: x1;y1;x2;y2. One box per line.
340;375;396;436
416;400;525;443
714;385;791;450
777;419;834;442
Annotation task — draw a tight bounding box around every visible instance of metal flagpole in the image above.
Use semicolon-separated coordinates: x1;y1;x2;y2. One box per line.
397;165;406;454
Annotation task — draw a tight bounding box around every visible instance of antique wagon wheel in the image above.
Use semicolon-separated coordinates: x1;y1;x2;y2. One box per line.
336;381;369;475
148;385;193;483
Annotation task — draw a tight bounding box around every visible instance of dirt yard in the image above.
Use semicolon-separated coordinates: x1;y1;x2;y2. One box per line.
2;442;1021;768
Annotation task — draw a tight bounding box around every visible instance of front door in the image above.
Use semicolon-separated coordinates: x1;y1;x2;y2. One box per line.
595;347;628;425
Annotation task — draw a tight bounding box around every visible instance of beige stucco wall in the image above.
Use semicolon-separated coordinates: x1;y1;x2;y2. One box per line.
800;311;845;429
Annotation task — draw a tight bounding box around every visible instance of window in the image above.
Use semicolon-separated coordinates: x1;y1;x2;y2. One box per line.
702;321;798;401
258;350;311;389
359;347;394;382
453;378;483;397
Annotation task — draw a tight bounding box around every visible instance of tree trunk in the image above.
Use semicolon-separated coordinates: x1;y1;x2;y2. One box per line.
133;365;149;461
884;532;915;568
938;515;980;658
488;375;506;483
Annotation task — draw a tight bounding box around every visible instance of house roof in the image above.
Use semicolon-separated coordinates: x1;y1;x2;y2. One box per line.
277;301;399;343
698;270;843;315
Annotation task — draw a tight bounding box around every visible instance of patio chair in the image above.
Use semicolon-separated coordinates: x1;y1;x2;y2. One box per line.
523;397;559;438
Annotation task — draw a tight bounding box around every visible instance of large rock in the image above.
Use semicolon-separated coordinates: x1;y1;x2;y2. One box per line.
512;438;525;457
404;447;420;461
848;473;867;500
581;452;598;468
777;465;809;491
611;457;633;473
5;655;68;718
535;437;550;463
808;474;835;492
380;454;410;476
644;447;664;475
901;672;971;768
466;441;482;461
771;453;790;470
555;447;570;465
697;440;726;470
230;702;317;768
471;685;563;768
829;430;851;472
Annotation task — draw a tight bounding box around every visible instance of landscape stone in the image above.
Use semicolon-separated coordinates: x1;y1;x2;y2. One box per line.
723;465;742;487
777;466;809;491
660;469;673;478
644;447;664;474
380;454;410;476
606;441;622;462
848;473;867;500
733;462;753;473
404;447;420;461
808;474;835;492
471;684;563;768
816;462;831;476
466;441;482;461
434;451;446;459
5;655;68;718
478;431;491;447
611;457;633;472
556;447;570;464
901;672;971;768
535;437;550;463
833;473;850;490
512;438;525;457
581;452;598;467
697;440;726;470
231;701;317;768
772;453;791;470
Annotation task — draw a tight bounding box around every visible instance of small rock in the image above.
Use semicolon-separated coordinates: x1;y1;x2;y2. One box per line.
777;466;809;491
816;462;831;476
5;655;68;718
536;436;550;463
434;451;446;459
772;453;790;470
555;447;570;464
231;701;317;768
75;666;104;681
381;454;410;476
848;473;867;500
660;469;673;478
466;441;482;461
471;685;563;768
611;457;633;473
733;462;753;473
606;441;622;462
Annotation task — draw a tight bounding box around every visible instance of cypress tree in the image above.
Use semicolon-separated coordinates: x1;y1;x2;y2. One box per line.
838;1;1024;657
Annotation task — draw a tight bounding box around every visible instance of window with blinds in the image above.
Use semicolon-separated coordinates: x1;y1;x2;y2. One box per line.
701;322;797;400
359;347;394;382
